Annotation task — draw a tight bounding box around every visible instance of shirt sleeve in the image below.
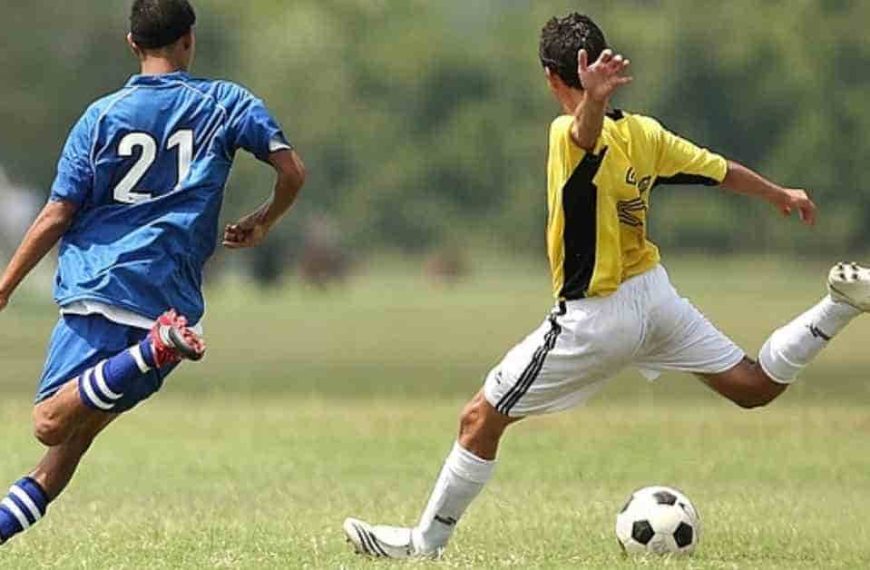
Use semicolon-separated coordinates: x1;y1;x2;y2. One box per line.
652;119;727;186
227;91;292;162
50;111;95;206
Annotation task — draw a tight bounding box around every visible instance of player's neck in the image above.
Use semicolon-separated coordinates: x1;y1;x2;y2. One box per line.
557;90;611;117
139;57;188;76
557;89;585;115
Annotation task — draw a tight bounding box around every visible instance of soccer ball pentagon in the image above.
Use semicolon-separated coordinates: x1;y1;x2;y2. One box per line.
615;486;700;556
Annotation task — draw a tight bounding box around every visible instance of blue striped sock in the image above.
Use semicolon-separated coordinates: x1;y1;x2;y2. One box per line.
0;477;49;544
77;339;156;411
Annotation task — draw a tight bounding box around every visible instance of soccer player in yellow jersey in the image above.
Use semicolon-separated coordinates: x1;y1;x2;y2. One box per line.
343;13;870;559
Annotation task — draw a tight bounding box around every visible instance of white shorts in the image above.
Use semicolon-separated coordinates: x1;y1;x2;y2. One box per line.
483;265;745;417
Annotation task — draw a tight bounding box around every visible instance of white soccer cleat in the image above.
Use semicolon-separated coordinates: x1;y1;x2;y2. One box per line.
828;262;870;311
343;517;440;560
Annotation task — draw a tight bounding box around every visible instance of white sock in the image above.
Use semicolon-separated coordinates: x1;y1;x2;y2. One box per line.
412;442;495;553
759;295;860;384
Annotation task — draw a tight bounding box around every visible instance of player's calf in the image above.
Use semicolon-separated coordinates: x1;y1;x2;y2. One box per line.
701;358;787;410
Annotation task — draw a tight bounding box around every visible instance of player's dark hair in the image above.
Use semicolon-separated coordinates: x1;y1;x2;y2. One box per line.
130;0;197;50
539;13;608;89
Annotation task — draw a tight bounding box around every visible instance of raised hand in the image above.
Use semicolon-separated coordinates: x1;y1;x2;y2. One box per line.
578;48;633;103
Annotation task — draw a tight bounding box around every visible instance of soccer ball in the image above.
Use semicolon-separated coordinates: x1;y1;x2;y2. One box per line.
615;486;700;556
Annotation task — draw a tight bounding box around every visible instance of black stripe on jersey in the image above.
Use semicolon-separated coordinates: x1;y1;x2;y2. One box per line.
606;108;625;121
559;147;608;301
495;309;564;415
653;173;719;187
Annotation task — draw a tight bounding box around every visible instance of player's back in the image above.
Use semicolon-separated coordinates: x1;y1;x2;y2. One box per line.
51;71;289;324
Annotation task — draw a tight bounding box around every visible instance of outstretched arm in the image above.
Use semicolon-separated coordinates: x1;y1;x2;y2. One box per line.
571;48;632;151
0;200;77;312
721;161;816;225
222;149;306;249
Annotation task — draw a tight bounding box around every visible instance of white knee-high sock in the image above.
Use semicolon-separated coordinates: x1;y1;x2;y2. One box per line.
760;295;860;384
412;442;495;553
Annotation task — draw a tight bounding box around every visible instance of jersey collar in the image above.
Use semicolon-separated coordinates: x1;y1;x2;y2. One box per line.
125;71;192;87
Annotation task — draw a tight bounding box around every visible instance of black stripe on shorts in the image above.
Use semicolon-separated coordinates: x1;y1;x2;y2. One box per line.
495;309;564;415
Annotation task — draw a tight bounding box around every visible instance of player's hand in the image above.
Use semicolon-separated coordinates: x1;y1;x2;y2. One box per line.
578;48;633;103
222;212;271;249
772;188;816;226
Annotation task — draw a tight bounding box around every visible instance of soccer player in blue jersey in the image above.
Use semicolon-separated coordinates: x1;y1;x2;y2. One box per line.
0;0;305;545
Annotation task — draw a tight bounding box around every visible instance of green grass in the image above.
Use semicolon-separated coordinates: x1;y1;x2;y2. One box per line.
1;256;869;568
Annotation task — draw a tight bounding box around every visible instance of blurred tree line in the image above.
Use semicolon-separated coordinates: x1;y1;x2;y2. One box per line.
1;0;868;268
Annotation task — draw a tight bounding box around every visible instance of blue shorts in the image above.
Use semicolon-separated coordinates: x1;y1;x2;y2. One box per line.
37;314;177;413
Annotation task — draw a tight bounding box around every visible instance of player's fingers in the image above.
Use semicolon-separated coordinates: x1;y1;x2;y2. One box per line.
615;76;634;86
802;201;817;225
578;49;589;72
598;49;613;64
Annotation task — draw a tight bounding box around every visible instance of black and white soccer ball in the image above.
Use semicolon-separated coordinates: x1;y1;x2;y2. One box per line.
615;486;700;556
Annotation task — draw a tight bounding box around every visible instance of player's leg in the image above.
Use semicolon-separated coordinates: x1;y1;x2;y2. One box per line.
32;412;117;500
701;263;866;406
344;302;635;559
33;310;205;447
637;263;868;408
343;392;518;560
0;411;115;545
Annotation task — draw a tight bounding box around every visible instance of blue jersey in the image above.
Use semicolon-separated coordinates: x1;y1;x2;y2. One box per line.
50;71;290;324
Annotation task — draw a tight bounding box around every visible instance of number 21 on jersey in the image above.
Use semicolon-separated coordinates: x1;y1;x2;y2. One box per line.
113;130;193;204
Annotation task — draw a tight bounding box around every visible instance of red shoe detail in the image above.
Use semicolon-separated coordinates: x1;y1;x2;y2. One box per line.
149;309;206;368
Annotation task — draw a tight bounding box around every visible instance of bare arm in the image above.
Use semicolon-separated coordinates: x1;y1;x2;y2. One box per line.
721;160;816;225
222;149;306;249
570;49;633;151
0;200;77;311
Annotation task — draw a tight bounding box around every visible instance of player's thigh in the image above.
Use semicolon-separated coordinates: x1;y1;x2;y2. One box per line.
635;293;745;380
484;305;637;418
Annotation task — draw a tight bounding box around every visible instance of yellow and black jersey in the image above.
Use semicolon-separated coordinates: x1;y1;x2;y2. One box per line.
547;109;728;300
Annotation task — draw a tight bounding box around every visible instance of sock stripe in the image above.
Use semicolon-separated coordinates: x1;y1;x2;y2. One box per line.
9;486;42;524
1;498;30;531
130;345;151;374
80;370;115;411
93;362;123;401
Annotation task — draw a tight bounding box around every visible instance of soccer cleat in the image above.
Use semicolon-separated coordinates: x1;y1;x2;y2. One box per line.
827;262;870;312
149;309;206;367
343;518;440;560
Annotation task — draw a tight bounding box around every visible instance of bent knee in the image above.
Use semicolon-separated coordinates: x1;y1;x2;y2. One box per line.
459;393;514;439
32;414;67;447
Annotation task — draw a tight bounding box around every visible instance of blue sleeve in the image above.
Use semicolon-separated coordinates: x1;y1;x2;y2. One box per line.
50;110;95;206
228;91;292;162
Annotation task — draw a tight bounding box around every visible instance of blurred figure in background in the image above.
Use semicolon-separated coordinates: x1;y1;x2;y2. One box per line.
297;214;350;289
0;169;41;259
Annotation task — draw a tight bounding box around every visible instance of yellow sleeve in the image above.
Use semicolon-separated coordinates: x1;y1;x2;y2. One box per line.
647;118;728;186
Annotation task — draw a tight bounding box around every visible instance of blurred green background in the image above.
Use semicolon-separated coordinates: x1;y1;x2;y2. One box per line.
1;0;869;270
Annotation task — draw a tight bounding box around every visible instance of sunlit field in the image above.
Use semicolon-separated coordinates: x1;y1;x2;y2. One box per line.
1;256;868;568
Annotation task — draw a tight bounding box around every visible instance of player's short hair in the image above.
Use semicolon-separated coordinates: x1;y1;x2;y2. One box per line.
130;0;197;50
539;13;609;89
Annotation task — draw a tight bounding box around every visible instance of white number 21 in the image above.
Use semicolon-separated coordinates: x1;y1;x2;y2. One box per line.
113;130;193;204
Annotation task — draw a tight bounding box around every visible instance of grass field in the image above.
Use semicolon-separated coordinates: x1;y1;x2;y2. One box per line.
0;256;868;568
